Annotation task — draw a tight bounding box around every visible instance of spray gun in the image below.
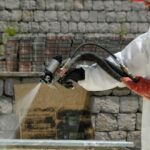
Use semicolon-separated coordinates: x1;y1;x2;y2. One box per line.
41;42;139;86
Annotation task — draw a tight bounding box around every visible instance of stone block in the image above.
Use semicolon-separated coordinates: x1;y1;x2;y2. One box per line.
49;22;60;33
74;0;83;10
22;11;34;21
138;23;149;33
4;79;14;96
97;23;109;33
5;0;20;9
88;11;97;22
78;22;86;33
39;22;50;33
45;11;57;21
57;11;70;21
127;11;139;22
65;0;73;11
0;131;17;139
139;97;143;112
127;131;141;149
10;10;22;21
95;132;110;140
138;11;148;22
36;0;45;10
80;11;89;22
19;22;30;33
106;12;116;22
92;90;112;96
0;21;7;32
109;23;121;33
69;22;77;33
116;12;126;22
55;0;64;10
109;131;127;140
130;23;138;33
0;80;3;96
34;11;45;21
29;22;39;33
0;0;5;10
86;23;98;33
45;0;55;10
93;1;104;10
0;96;13;114
120;96;139;113
0;10;11;21
61;21;68;33
0;114;19;131
118;113;136;131
104;1;114;11
71;11;80;22
136;113;142;130
112;88;130;96
84;0;92;10
97;11;106;22
96;113;118;131
21;0;36;10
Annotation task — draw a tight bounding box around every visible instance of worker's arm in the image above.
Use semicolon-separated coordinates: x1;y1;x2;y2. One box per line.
77;30;150;92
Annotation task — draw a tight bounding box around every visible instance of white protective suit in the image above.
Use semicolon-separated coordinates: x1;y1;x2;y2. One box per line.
78;28;150;150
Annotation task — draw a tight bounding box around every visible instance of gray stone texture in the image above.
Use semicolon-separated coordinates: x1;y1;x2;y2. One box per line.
96;113;118;131
118;114;136;131
0;80;3;96
4;79;14;96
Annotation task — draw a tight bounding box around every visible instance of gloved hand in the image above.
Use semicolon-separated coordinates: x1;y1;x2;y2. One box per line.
58;68;85;88
122;76;150;99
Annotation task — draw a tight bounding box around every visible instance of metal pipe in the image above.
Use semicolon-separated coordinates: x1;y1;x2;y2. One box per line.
0;139;134;148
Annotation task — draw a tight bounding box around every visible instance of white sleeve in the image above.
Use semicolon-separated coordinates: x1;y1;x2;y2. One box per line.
78;30;150;91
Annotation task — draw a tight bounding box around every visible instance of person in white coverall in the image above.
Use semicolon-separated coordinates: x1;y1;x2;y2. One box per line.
59;28;150;150
78;29;150;150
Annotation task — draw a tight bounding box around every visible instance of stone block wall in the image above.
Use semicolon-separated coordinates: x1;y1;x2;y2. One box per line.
0;0;149;39
0;77;142;150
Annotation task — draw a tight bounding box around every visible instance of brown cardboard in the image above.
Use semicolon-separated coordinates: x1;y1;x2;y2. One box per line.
14;83;94;139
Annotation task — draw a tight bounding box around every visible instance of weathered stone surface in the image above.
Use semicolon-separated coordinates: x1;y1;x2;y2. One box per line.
93;1;104;10
39;22;50;33
92;90;112;96
21;0;36;10
71;11;80;22
91;96;119;114
49;22;60;33
5;0;20;9
45;11;57;21
0;114;19;131
4;79;14;96
80;11;89;22
116;12;126;22
45;0;55;10
0;96;12;114
19;22;30;33
97;23;109;33
84;0;92;10
61;21;68;33
57;11;70;21
86;23;98;33
109;23;121;33
65;0;73;11
120;96;139;113
0;10;11;21
0;0;5;10
95;132;110;140
127;11;139;22
36;0;45;10
0;131;17;139
106;12;116;22
138;23;149;33
0;80;3;96
55;0;64;10
29;22;39;33
97;11;106;22
136;113;142;130
22;11;34;21
139;97;143;112
127;131;141;149
96;113;118;131
118;114;136;131
10;10;22;21
74;0;83;10
109;131;127;140
130;23;138;33
104;1;114;11
34;11;45;21
88;11;97;22
112;88;130;96
78;22;85;33
69;22;77;33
